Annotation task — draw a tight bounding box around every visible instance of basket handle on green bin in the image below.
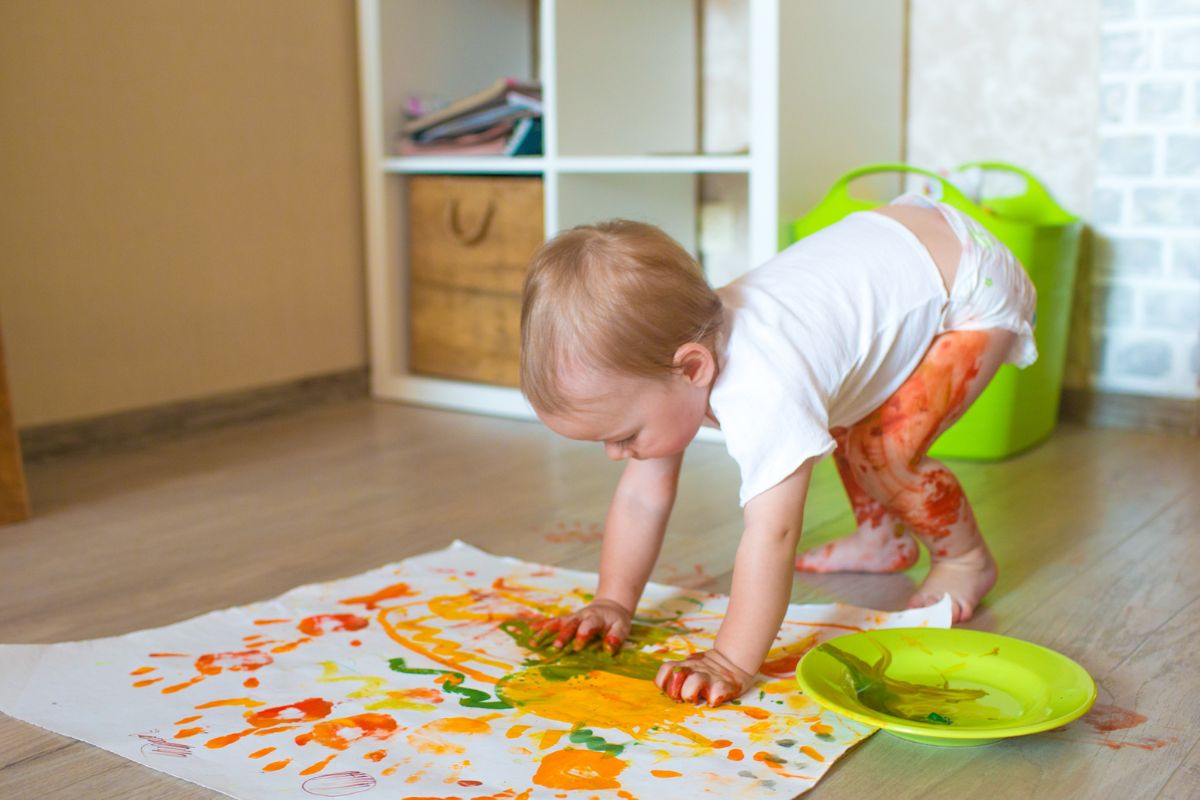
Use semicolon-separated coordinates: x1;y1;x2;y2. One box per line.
953;160;1058;208
824;162;981;212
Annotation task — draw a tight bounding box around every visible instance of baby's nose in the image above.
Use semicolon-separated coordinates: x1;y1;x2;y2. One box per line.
604;443;627;461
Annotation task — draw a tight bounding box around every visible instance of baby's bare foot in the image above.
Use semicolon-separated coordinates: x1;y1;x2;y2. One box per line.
907;543;997;623
796;520;919;574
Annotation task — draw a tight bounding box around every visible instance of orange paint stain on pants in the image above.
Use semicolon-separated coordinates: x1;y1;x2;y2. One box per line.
841;331;991;549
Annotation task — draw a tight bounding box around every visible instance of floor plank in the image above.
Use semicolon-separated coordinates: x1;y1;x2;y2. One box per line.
0;399;1195;798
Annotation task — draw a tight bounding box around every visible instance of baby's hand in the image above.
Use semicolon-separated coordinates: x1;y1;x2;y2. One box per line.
529;598;632;655
655;649;754;707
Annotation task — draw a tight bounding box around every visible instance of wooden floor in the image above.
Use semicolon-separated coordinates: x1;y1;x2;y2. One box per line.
0;399;1196;799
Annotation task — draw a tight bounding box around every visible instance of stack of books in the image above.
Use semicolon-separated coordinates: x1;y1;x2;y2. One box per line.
399;78;543;157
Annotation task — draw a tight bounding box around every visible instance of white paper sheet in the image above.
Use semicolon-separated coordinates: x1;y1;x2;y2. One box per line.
0;541;950;798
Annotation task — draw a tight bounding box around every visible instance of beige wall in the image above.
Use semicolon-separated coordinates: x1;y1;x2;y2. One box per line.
907;0;1101;391
0;0;366;428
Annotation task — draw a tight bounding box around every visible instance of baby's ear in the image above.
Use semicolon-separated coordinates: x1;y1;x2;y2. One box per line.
673;342;716;388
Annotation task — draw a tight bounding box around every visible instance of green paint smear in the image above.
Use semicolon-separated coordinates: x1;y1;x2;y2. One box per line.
500;618;682;683
387;656;511;709
819;640;995;727
569;727;625;756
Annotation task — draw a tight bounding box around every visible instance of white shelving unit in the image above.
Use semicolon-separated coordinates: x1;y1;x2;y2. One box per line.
357;0;906;421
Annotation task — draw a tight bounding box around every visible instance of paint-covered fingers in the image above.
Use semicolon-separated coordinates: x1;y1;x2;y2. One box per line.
573;599;632;653
531;599;632;652
528;617;562;649
654;661;692;699
655;650;753;707
551;616;583;649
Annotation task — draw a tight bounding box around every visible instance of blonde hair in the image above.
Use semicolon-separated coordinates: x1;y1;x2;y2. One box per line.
520;219;724;415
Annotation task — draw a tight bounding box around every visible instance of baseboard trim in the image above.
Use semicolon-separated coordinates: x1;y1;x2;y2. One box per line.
19;368;369;462
1060;388;1199;436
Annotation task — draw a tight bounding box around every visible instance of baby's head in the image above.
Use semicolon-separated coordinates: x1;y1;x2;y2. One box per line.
521;220;724;461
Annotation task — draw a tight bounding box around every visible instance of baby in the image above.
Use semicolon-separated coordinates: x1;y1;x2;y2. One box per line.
519;193;1037;707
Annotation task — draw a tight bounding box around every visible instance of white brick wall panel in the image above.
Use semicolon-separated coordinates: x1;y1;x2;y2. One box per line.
1095;236;1166;276
1149;0;1200;16
1098;134;1157;175
1103;30;1152;70
1163;25;1200;69
1141;288;1200;329
1131;187;1200;226
1164;134;1200;175
1108;336;1175;377
1171;238;1200;279
1136;80;1186;121
1093;187;1126;224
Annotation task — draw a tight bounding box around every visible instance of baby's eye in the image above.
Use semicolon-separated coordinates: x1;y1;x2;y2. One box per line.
613;434;636;448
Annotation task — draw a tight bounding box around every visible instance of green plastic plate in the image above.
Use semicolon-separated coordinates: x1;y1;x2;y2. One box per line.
796;628;1096;746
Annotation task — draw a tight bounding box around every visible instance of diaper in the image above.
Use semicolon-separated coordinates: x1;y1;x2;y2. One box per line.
891;193;1039;368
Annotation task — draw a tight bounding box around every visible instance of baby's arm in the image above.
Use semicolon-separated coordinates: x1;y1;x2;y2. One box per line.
656;458;815;706
534;451;683;653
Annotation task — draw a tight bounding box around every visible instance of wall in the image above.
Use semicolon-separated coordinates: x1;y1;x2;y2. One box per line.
1093;0;1200;399
908;0;1199;400
0;0;366;428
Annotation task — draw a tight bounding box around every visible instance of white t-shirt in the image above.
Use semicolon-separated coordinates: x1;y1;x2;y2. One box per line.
710;210;950;506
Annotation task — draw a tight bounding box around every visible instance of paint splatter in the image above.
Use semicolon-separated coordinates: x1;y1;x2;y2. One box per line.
818;639;997;725
1083;704;1147;733
542;521;604;544
532;748;627;790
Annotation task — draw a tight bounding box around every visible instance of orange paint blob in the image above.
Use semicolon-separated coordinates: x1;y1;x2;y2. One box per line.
339;581;416;610
738;707;770;720
270;638;313;654
406;717;490;755
129;666;156;676
727;748;744;761
262;758;291;772
149;652;189;658
650;769;682;778
161;676;204;694
133;678;163;688
364;749;387;761
799;745;825;762
175;715;203;725
249;697;333;728
710;739;732;748
254;619;291;625
299;753;337;776
206;698;333;750
532;748;627;791
298;613;370;636
249;747;275;759
538;730;566;750
506;725;531;739
196;698;265;709
175;727;205;738
350;639;362;647
244;677;260;688
760;634;820;678
195;650;273;676
809;721;834;736
296;713;399;751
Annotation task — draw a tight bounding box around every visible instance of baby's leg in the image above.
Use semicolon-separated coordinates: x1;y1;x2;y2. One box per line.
841;329;1016;622
795;428;919;573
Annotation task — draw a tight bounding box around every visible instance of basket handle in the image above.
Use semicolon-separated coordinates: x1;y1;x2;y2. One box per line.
953;160;1057;208
446;198;495;246
825;162;980;211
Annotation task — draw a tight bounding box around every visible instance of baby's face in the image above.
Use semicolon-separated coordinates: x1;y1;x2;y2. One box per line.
538;367;710;461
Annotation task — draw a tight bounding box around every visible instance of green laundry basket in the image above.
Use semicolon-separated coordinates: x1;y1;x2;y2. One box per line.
790;162;1082;460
